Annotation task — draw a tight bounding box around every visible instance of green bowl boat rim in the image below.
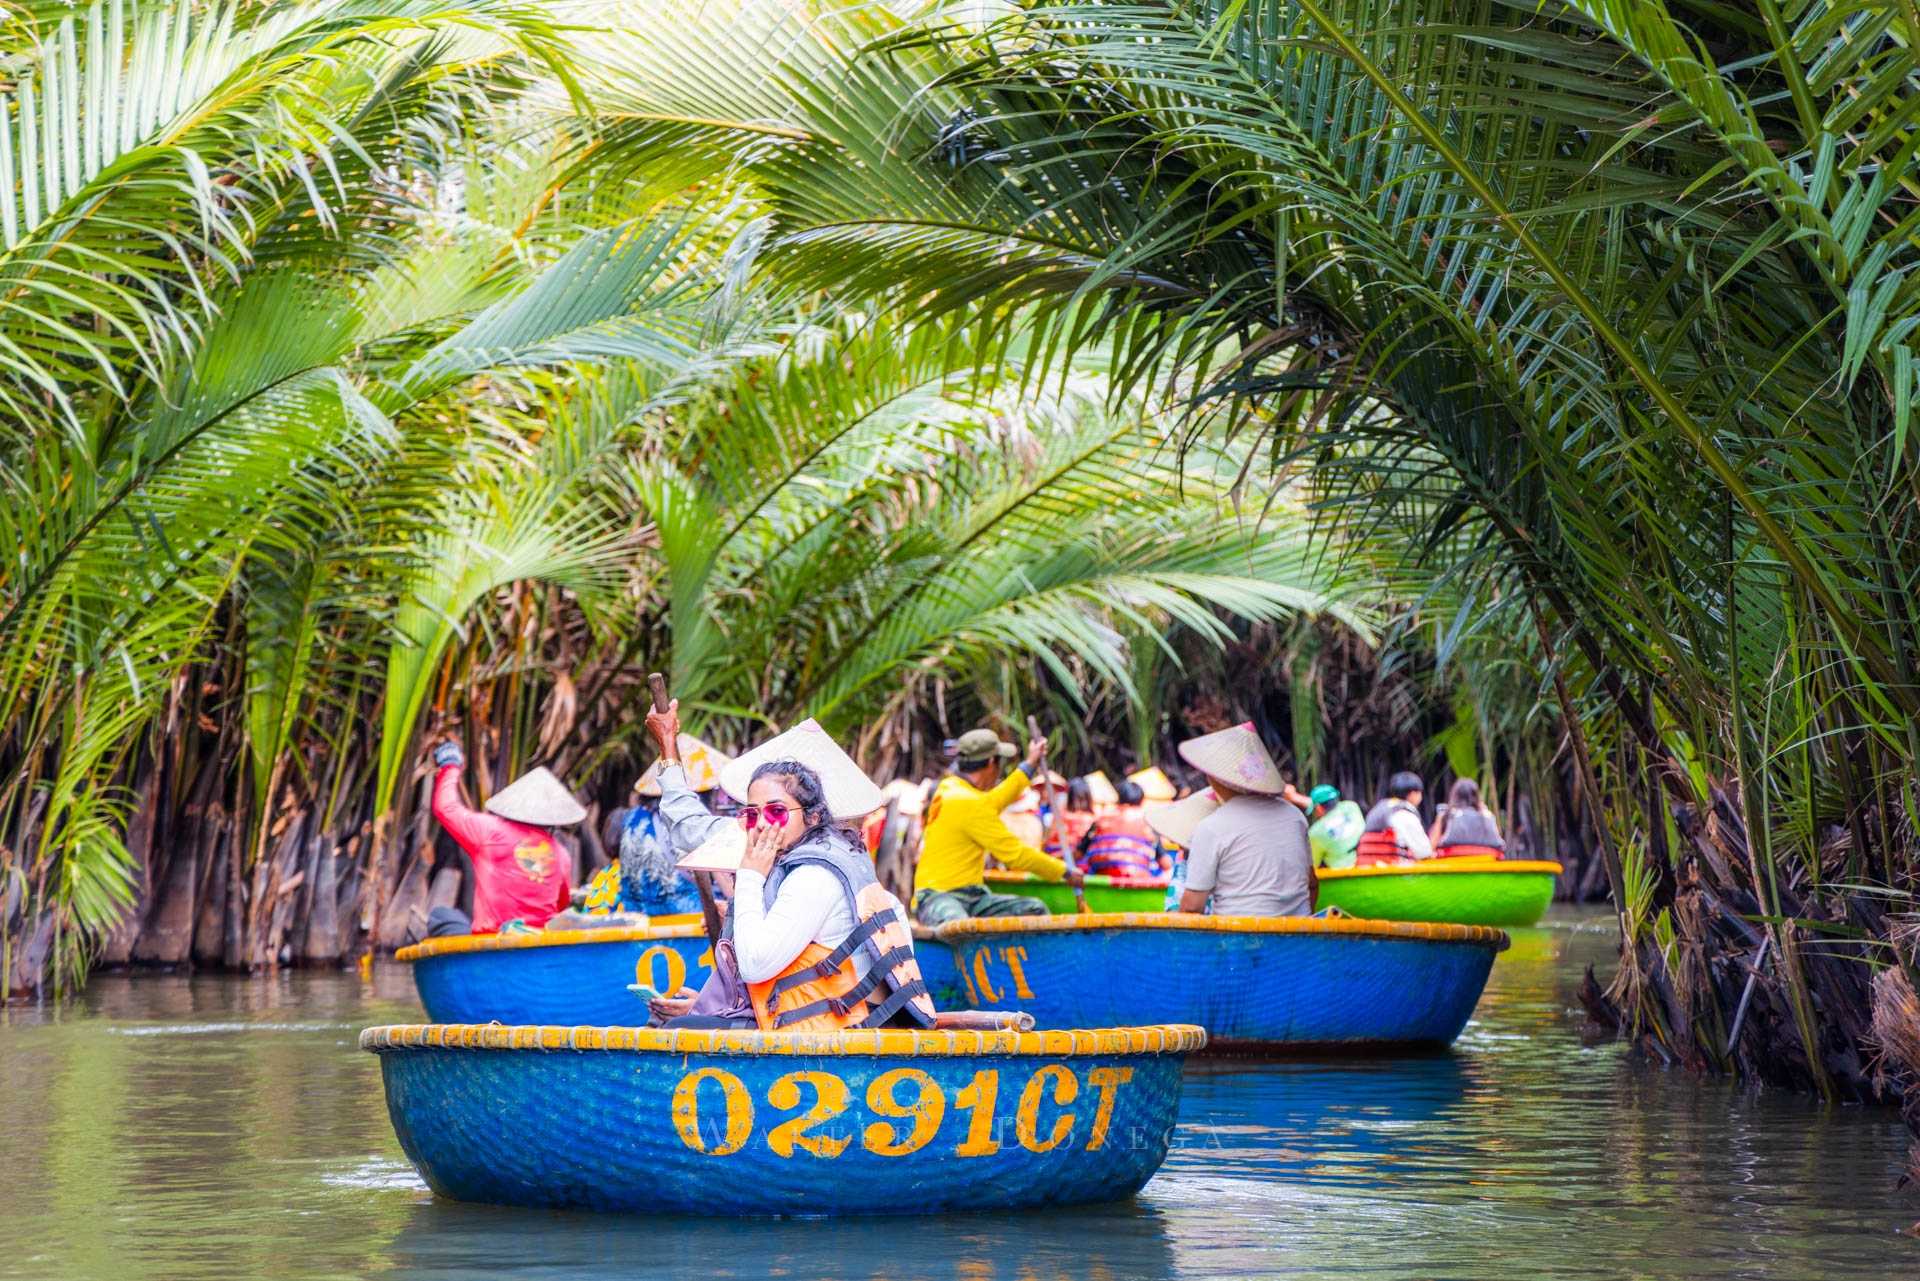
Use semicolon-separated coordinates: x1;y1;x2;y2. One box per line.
1315;859;1562;882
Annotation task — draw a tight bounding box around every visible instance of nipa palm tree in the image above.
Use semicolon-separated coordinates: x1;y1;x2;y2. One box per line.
583;0;1920;1107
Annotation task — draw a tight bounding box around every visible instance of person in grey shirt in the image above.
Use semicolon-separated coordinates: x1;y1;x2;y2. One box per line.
1170;723;1316;916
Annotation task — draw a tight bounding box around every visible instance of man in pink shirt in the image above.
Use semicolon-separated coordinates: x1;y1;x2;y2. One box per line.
428;741;582;934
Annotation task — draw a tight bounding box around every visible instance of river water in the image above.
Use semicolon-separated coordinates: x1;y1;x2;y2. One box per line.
2;908;1913;1279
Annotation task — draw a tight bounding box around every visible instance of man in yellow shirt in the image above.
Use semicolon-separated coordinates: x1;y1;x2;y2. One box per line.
913;728;1085;926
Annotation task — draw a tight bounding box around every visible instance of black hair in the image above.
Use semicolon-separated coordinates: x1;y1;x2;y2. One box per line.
1448;777;1481;810
1388;770;1424;799
749;759;859;850
602;806;629;854
1066;778;1092;811
1116;780;1145;806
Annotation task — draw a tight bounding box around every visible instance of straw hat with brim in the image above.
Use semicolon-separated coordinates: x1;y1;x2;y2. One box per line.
1176;722;1285;795
1144;789;1220;848
1082;770;1120;806
677;823;747;873
1127;766;1177;802
881;777;927;817
719;718;885;820
484;767;587;827
633;734;735;797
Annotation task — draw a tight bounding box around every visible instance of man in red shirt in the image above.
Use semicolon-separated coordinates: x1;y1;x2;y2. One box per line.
427;741;581;934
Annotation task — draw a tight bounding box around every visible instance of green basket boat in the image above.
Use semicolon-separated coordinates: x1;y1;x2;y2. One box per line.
984;869;1166;914
1313;858;1561;928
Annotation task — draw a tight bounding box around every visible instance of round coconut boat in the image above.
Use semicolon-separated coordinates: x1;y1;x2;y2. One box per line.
936;914;1508;1052
398;922;712;1024
1313;858;1561;928
983;868;1167;914
362;1022;1204;1215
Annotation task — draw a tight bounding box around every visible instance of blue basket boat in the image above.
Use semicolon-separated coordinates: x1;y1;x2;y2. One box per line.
362;1022;1205;1215
398;924;712;1025
935;914;1509;1052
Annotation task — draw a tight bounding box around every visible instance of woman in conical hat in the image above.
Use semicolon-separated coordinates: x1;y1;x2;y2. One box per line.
1168;723;1316;918
426;744;581;936
642;700;932;1034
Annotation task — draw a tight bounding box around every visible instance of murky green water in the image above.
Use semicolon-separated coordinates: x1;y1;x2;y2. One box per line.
2;909;1913;1279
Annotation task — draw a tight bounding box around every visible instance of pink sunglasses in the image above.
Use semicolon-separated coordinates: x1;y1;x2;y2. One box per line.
738;802;792;830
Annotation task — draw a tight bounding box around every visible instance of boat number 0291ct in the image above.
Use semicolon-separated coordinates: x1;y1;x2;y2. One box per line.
670;1064;1141;1158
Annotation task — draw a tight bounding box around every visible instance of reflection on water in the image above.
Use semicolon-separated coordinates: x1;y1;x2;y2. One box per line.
1;910;1912;1280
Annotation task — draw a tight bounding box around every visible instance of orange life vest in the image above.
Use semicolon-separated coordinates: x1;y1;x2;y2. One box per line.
1045;810;1096;860
746;876;936;1033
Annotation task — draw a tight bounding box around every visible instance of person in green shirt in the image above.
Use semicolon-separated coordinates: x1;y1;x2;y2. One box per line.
1285;782;1365;869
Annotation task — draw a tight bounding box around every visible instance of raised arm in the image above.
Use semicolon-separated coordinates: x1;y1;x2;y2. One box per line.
967;805;1067;881
654;764;733;855
429;744;492;853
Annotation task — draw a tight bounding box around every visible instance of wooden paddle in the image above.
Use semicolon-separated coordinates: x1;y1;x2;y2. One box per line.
1028;714;1088;913
650;672;725;949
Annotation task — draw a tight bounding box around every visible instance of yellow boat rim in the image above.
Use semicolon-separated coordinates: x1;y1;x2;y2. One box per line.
394;919;706;963
1315;859;1563;881
359;1022;1208;1057
934;912;1510;949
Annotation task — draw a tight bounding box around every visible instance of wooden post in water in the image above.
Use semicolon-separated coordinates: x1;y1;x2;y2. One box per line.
649;672;725;949
1028;713;1087;914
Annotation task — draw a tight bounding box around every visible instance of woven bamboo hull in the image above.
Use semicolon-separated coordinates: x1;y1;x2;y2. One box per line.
984;869;1167;913
362;1023;1202;1215
912;935;967;1009
937;915;1507;1050
1314;859;1561;927
399;926;711;1025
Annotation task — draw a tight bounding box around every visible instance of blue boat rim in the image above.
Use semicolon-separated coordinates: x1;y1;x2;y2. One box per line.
360;1023;1209;1057
932;912;1510;951
394;922;706;962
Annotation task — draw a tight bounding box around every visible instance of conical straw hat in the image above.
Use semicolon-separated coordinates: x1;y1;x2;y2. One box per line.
881;777;927;817
1127;766;1177;802
1144;788;1220;848
633;734;735;796
1082;770;1119;806
485;766;587;827
719;718;884;820
1176;722;1284;795
677;822;747;873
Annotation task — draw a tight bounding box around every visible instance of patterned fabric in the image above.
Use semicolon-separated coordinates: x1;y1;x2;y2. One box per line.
579;862;628;915
579;806;706;916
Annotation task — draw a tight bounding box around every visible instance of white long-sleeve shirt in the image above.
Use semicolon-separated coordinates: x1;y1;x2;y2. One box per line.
1388;806;1435;859
732;865;869;984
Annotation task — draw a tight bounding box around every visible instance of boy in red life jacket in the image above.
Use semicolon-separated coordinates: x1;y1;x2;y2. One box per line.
427;741;580;935
1079;780;1171;878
